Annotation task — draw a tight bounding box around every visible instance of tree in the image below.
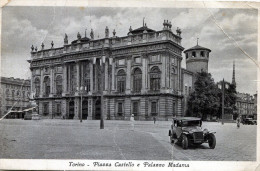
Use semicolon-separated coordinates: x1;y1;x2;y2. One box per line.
217;82;237;119
187;72;220;120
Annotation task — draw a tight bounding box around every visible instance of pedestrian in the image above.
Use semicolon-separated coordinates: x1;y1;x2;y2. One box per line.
236;116;240;128
130;114;135;131
153;116;156;124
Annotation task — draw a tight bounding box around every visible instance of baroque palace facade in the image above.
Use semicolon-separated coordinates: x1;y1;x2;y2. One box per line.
28;20;211;120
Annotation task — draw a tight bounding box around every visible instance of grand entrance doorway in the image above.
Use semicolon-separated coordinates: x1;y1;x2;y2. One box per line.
94;99;101;120
68;101;75;119
82;100;88;120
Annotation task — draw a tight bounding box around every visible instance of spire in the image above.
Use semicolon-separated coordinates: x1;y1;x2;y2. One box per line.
143;17;145;27
232;61;236;85
197;38;199;45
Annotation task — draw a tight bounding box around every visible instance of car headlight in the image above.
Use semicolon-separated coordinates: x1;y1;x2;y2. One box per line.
203;129;208;133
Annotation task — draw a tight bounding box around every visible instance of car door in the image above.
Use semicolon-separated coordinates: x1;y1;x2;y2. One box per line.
175;120;183;139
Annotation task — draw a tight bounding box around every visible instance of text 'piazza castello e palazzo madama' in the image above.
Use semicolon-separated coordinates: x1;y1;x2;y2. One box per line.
28;20;211;120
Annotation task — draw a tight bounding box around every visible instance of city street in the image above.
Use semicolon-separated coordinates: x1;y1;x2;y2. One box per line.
0;119;256;161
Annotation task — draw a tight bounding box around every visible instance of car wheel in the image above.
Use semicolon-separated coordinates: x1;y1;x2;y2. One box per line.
181;134;188;149
170;136;174;144
208;133;216;149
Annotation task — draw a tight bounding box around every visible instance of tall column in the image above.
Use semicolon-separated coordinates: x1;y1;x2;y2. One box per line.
76;61;80;95
50;66;54;97
111;59;115;91
40;67;44;97
141;57;147;93
62;63;67;96
126;58;131;94
161;56;166;89
30;68;34;98
89;61;93;93
104;60;109;91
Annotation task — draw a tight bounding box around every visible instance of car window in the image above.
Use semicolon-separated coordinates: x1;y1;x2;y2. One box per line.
182;120;200;127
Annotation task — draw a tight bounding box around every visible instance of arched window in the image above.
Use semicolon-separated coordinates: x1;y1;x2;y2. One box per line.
12;90;15;99
117;69;126;93
6;89;9;97
56;75;62;96
43;76;50;97
133;68;142;93
34;78;40;97
150;66;161;91
16;91;20;97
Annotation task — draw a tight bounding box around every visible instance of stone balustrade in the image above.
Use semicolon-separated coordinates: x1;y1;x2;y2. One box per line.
31;30;181;59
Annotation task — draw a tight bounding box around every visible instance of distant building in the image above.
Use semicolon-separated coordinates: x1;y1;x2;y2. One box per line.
0;77;31;118
236;92;256;117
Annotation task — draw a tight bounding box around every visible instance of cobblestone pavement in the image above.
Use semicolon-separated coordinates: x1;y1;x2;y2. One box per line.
0;119;256;160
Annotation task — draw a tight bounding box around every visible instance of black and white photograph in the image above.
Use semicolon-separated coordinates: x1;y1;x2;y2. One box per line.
0;1;259;170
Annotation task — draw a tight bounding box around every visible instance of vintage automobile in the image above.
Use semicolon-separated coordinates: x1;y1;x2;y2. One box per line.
242;118;257;125
168;117;216;149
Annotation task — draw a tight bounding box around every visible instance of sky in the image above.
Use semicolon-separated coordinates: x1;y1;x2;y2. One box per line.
1;6;258;94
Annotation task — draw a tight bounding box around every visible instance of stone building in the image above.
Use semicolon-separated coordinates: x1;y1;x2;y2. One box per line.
28;20;211;120
0;77;31;118
236;92;255;117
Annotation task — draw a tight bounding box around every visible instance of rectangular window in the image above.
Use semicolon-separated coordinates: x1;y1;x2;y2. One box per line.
118;59;125;65
200;51;205;57
151;101;157;115
43;103;49;115
151;55;160;62
132;101;139;116
56;103;61;115
134;57;141;63
192;51;196;57
118;102;123;116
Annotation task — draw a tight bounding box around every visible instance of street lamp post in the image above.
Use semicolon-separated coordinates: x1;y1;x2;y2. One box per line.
77;86;86;123
99;56;105;129
221;79;225;125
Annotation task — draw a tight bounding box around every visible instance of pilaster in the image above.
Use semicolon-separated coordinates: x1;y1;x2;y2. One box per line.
50;65;54;97
62;63;67;96
40;68;44;97
126;58;131;94
111;60;115;92
89;61;93;93
141;57;147;93
75;61;80;95
104;60;109;91
88;98;93;120
74;97;79;119
61;99;67;119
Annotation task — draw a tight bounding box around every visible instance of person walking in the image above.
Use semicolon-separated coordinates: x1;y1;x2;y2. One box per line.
130;114;135;131
236;116;241;128
153;116;156;124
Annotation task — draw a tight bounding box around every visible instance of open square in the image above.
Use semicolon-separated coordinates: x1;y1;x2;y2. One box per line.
0;119;256;161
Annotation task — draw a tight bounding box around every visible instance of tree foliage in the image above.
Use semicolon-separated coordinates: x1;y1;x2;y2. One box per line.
187;72;220;120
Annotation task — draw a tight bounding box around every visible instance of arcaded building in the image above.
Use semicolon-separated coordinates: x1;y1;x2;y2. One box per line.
28;20;211;120
0;77;31;118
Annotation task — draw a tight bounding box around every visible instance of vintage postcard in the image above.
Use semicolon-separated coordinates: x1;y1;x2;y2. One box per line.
0;0;259;170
